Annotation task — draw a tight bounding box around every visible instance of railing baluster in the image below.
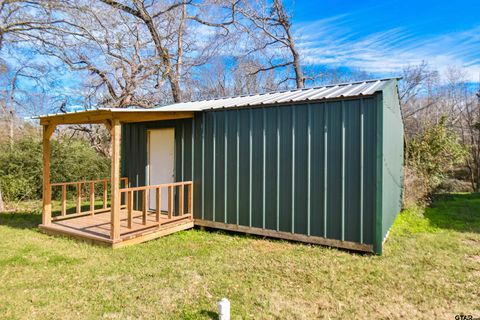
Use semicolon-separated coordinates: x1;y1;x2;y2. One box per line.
156;187;161;223
89;181;95;215
127;191;133;229
179;184;184;216
61;184;67;216
103;180;108;209
76;183;81;214
168;186;173;219
142;190;148;225
188;182;193;216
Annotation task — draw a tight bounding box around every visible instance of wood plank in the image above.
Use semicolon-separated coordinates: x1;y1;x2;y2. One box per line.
127;191;133;229
142;190;147;225
156;187;161;222
89;181;95;215
188;183;193;216
168;186;173;219
61;184;67;216
120;181;192;192
112;221;194;249
110;119;121;240
39;224;113;245
194;220;375;253
52;207;111;221
103;180;108;209
179;184;184;216
76;183;81;214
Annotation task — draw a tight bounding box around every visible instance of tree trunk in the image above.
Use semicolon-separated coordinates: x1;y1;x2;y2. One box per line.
0;188;5;212
9;110;14;149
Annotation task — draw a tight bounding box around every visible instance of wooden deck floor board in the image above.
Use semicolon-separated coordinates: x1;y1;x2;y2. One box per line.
39;209;193;247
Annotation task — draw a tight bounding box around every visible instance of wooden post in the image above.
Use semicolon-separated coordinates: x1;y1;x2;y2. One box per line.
188;183;193;217
89;181;95;215
168;186;173;219
42;125;54;224
42;124;55;226
156;187;161;223
142;190;148;225
76;183;82;214
103;180;108;209
61;184;67;216
179;184;184;216
110;119;121;240
127;191;133;229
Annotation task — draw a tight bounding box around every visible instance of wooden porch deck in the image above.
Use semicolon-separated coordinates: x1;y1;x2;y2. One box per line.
40;209;193;248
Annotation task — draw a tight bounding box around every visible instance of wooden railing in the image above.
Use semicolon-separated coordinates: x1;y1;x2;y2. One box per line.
50;177;128;221
119;181;193;230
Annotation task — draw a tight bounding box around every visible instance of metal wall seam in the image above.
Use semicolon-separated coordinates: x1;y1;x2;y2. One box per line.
291;107;296;234
249;108;253;227
360;99;364;243
307;104;312;236
181;122;185;181
276;108;280;231
213;113;216;221
323;103;328;238
341;100;346;241
191;118;195;184
236;110;240;225
262;108;266;229
202;112;205;220
224;110;228;224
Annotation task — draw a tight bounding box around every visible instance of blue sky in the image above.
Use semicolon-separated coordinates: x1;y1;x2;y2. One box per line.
291;0;480;80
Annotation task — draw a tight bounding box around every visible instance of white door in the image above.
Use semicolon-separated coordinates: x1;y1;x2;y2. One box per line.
148;128;175;211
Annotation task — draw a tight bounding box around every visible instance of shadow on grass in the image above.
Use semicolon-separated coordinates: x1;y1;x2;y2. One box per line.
0;211;41;230
425;193;480;234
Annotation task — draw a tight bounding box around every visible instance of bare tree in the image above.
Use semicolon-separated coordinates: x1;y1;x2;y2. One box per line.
96;0;238;103
237;0;304;89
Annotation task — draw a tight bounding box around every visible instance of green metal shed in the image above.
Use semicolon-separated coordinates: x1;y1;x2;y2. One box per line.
122;78;404;254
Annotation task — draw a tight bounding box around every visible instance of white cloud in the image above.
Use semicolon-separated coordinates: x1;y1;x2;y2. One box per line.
295;14;480;81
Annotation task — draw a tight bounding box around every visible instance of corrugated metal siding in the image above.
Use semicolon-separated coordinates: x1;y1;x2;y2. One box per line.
121;93;393;250
192;97;378;244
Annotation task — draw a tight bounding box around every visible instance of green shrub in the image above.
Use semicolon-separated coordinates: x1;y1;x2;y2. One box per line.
0;135;110;202
406;116;467;198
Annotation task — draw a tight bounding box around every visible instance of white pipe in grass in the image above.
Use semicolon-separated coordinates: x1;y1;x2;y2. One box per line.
218;298;230;320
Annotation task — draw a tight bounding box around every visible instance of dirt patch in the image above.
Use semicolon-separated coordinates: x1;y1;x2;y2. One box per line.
465;255;480;263
463;237;480;247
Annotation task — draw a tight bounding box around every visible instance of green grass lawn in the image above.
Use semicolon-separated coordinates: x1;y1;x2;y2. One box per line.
0;194;479;319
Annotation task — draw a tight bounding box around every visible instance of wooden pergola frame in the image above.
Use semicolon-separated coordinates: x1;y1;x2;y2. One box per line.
39;109;194;241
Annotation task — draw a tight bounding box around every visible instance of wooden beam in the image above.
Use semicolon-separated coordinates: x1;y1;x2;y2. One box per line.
113;111;193;123
103;119;113;132
194;220;375;253
39;110;194;125
110;119;121;240
42;123;55;226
